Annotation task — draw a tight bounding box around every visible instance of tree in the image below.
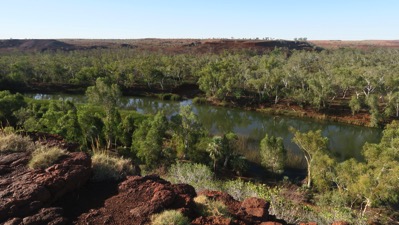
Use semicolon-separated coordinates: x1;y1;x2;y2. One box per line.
133;111;169;168
86;77;122;148
0;91;27;126
170;105;205;159
206;136;224;173
334;121;399;215
290;128;329;188
259;134;286;175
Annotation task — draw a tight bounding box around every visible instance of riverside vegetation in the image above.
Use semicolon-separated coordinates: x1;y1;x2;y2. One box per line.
1;43;399;224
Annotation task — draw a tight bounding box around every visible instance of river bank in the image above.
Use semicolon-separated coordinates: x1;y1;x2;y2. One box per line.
6;81;387;128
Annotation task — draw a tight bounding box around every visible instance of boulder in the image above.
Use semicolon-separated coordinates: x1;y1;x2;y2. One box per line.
0;152;91;223
76;175;197;225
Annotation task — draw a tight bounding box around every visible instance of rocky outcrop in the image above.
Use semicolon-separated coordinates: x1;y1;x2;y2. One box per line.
0;151;91;223
76;175;197;225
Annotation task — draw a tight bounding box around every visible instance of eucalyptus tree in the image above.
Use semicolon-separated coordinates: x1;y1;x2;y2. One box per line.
290;128;329;188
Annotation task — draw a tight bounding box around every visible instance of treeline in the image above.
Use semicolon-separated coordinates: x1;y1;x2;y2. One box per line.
1;48;399;126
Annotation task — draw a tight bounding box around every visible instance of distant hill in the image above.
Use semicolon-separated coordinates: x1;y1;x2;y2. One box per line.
0;39;319;54
0;39;398;54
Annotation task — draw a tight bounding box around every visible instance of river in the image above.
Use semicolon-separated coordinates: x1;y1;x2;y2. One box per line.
26;93;382;164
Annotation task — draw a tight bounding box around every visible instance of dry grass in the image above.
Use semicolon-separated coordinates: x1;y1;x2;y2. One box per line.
91;151;134;181
151;210;190;225
28;145;67;169
0;128;35;152
194;195;230;217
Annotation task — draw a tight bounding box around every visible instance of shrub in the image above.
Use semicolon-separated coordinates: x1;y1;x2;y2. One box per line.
166;162;220;192
28;145;67;169
151;210;190;225
194;195;230;217
192;97;206;104
91;152;134;181
170;94;181;101
0;131;35;152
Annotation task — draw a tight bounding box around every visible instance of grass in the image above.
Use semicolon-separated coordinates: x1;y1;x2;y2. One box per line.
151;210;190;225
28;145;67;169
194;195;230;218
0;128;35;152
91;151;135;181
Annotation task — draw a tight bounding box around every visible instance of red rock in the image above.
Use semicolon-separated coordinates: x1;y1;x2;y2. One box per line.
260;222;284;225
198;190;241;214
76;175;198;225
192;216;233;225
0;151;91;223
239;197;270;219
332;222;349;225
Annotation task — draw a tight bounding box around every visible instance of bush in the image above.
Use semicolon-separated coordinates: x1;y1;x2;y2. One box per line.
91;152;134;181
151;210;190;225
0;130;35;152
166;162;220;192
28;145;67;169
194;195;230;217
192;97;206;104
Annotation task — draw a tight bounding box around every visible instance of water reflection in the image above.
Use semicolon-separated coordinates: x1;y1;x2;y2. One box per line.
25;93;382;160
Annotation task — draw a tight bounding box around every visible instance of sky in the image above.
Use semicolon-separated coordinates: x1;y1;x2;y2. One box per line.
1;0;398;40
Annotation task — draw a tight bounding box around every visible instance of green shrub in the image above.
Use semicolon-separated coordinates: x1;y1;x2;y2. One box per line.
170;94;181;101
28;145;67;169
194;195;230;217
192;97;206;104
166;162;220;192
0;131;35;152
151;210;190;225
91;152;134;181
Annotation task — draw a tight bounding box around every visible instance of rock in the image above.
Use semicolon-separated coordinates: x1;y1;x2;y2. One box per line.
198;190;241;214
22;207;67;225
0;152;91;223
191;216;233;225
76;175;197;225
239;197;270;218
332;222;349;225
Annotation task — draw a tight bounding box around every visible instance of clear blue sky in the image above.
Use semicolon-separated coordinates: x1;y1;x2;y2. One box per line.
1;0;398;40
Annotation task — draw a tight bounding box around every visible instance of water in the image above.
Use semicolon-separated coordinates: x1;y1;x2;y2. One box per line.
25;93;382;161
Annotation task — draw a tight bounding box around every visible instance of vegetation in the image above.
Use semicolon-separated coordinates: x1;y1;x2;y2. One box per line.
0;129;35;152
91;151;135;181
1;47;399;127
151;210;190;225
194;195;230;217
28;145;67;169
1;45;399;223
260;134;286;175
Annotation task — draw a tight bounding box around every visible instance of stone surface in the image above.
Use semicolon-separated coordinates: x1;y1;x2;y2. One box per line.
0;151;91;223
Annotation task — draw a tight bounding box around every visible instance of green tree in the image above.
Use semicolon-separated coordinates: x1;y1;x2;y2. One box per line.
86;77;122;147
0;91;27;126
134;111;169;168
259;134;286;175
206;136;224;173
290;128;329;188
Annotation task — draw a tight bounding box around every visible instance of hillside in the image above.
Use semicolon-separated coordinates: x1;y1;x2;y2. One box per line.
1;38;318;54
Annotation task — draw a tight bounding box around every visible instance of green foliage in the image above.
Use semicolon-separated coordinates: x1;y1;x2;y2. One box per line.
194;195;230;217
28;145;67;169
167;162;218;192
366;94;381;127
151;210;190;225
260;134;286;174
349;95;362;115
133;111;170;168
91;151;134;181
290;128;329;188
0;128;35;152
0;91;27;125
